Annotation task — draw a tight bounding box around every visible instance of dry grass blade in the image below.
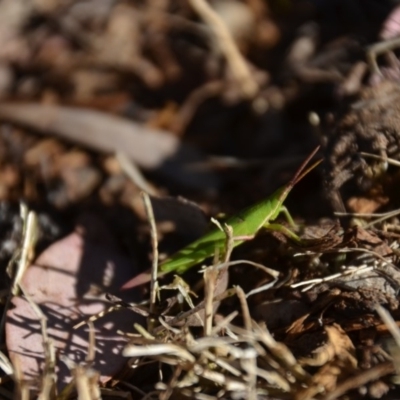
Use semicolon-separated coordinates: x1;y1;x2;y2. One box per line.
236;286;252;332
12;205;38;296
20;287;57;398
0;351;13;376
123;343;195;362
141;192;159;330
322;362;395;400
376;304;400;374
203;266;219;336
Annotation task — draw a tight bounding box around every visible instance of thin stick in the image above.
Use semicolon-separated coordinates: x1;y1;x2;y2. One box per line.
142;192;159;330
188;0;258;99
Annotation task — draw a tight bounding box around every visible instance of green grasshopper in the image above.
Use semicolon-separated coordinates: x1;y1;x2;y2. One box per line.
122;146;321;289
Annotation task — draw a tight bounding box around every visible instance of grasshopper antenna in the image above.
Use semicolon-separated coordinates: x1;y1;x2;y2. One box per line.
291;146;322;187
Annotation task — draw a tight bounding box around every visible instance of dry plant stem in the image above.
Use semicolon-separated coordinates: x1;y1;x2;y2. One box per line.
13;356;29;400
211;311;238;336
290;265;374;291
0;207;38;341
156;317;181;334
73;366;91;400
153;288;237;335
241;348;257;400
39;370;55;400
246;276;281;298
13;207;38;295
74;298;150;329
203;267;218;336
294;246;399;291
21;285;57;398
203;223;233;335
223;224;235;263
160;365;182;400
142;192;159;329
0;351;13;376
117;152;158;196
90;375;102;400
134;323;156;340
376;305;400;354
236;286;252;332
322;362;395;400
188;0;258;99
334;206;400;231
202;350;242;377
153;259;277;332
86;322;96;363
367;36;400;75
334;210;400;218
252;322;309;381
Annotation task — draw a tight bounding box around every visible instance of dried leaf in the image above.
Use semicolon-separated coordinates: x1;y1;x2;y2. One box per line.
0;103;219;191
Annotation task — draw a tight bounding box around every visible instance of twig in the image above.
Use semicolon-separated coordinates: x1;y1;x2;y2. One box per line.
188;0;258;99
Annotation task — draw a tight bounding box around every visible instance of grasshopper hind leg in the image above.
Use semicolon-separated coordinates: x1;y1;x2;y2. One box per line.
264;223;301;243
264;204;302;243
278;205;297;228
